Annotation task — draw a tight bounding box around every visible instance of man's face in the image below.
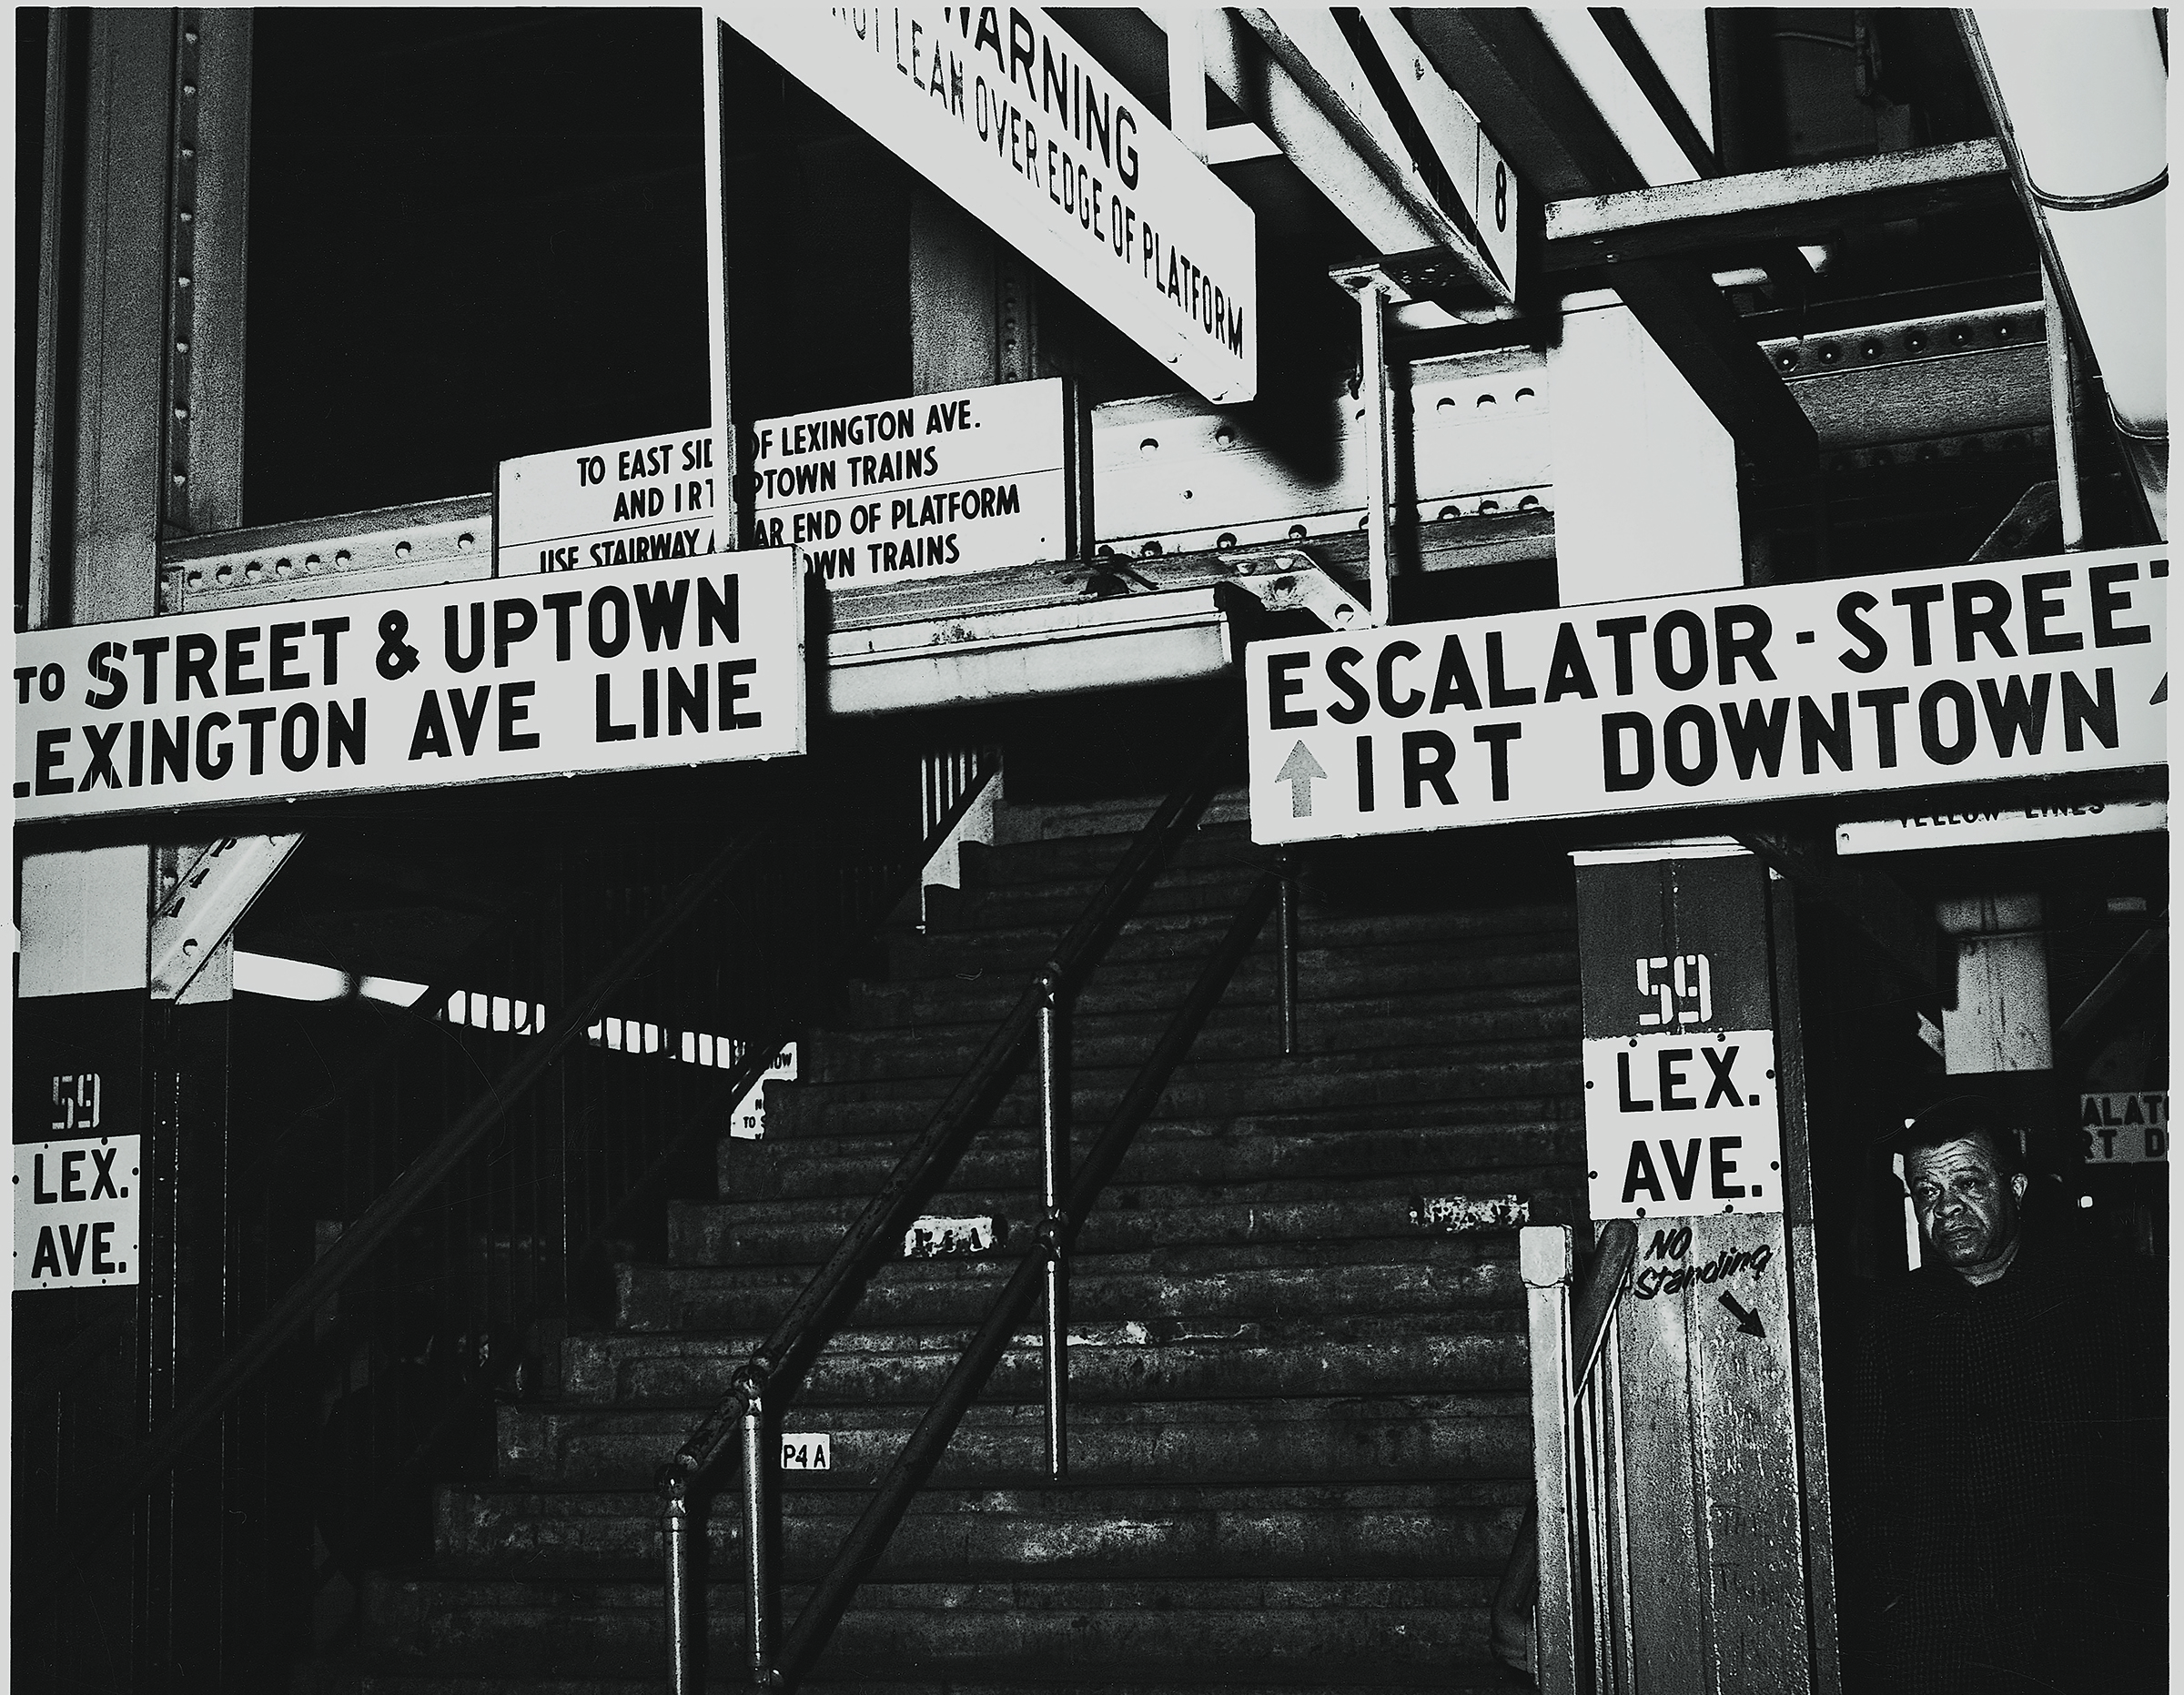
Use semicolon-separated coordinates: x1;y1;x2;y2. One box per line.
1905;1135;2027;1279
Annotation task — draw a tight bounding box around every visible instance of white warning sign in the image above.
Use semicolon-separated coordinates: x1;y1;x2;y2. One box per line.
15;1135;141;1290
1583;1033;1784;1221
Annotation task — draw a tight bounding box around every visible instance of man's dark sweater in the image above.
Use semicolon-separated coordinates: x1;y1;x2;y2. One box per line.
1848;1233;2164;1694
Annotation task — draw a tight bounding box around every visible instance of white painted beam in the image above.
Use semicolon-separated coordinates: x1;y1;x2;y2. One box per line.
19;847;152;999
149;835;305;1002
1549;298;1741;603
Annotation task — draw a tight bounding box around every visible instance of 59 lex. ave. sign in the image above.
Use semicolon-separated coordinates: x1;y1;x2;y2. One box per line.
14;549;805;822
1248;546;2165;842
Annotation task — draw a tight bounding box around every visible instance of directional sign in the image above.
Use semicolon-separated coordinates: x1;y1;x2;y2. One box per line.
1717;1290;1766;1338
1274;740;1327;817
497;428;725;575
2079;1092;2169;1163
752;379;1077;586
723;3;1258;403
15;550;805;822
1247;546;2166;843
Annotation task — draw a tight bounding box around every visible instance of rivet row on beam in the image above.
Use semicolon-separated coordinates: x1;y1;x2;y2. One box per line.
1764;302;2044;376
164;11;205;522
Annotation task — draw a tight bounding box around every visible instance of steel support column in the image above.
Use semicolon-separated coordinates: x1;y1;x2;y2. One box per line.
51;9;175;625
163;9;252;540
1568;844;1837;1693
17;23;265;1694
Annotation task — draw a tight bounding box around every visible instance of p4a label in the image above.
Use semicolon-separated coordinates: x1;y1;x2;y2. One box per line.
780;1433;833;1470
1582;1032;1784;1220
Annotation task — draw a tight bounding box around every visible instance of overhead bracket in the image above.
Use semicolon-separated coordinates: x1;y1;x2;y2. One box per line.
1218;547;1372;633
1329;261;1400;624
149;833;304;1001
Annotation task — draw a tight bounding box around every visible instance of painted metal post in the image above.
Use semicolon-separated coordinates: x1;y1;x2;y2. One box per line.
740;1378;773;1688
1522;1225;1580;1695
1276;849;1299;1056
1352;274;1395;622
1037;964;1069;1478
1767;874;1843;1695
2044;266;2085;550
663;1469;694;1695
1571;844;1829;1694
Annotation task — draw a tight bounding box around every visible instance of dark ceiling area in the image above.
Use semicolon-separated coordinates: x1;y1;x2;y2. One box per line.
244;8;713;526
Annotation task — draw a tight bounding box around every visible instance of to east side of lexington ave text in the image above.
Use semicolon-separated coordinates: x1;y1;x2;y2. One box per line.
750;383;1065;582
531;436;720;571
14;551;803;821
1249;549;2164;839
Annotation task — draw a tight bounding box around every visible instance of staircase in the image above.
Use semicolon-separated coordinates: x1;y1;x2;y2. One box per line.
320;792;1585;1690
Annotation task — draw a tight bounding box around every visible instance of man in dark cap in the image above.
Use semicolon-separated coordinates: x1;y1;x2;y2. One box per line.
1849;1097;2164;1694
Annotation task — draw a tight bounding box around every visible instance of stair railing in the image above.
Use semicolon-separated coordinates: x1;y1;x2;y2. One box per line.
54;755;1004;1592
662;712;1259;1693
1512;1219;1642;1695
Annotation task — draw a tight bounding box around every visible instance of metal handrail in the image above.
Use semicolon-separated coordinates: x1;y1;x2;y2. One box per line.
63;757;1006;1574
776;869;1281;1685
660;711;1247;1690
1567;1223;1639;1407
302;761;1009;1594
1494;1219;1639;1685
67;812;780;1563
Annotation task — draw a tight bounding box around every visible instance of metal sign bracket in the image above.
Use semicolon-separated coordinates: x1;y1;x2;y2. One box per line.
1218;547;1373;642
149;833;303;1001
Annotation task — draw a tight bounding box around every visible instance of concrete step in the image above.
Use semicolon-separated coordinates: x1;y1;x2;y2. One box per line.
497;1392;1532;1491
762;1049;1581;1142
886;902;1578;984
676;1166;1579;1267
925;868;1269;937
959;822;1263;888
357;1570;1498;1679
558;1315;1527;1407
436;1479;1527;1579
830;938;1579;1033
618;1237;1522;1332
796;989;1581;1086
928;856;1270;933
718;1111;1582;1205
304;1672;1527;1694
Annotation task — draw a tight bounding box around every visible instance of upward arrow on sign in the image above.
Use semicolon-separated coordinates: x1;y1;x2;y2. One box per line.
1277;741;1327;817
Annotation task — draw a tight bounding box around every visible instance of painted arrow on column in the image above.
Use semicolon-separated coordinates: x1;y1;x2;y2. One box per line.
1718;1290;1766;1338
1277;741;1327;817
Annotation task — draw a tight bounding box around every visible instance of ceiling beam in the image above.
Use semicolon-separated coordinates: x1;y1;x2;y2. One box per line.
1401;7;1816;465
1544;138;2014;269
1238;8;1508;299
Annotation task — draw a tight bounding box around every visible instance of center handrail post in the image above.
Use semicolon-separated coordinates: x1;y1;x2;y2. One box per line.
742;1373;774;1689
1275;847;1299;1056
1036;961;1069;1479
664;1468;694;1695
